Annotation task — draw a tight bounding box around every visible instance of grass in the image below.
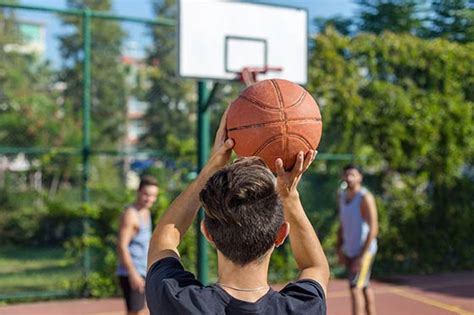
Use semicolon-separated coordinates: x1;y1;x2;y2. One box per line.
0;246;81;299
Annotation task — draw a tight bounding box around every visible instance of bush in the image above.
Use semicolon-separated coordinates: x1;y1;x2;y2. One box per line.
0;190;82;246
309;29;474;275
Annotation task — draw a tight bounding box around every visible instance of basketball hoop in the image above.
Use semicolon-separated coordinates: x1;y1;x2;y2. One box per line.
238;66;283;86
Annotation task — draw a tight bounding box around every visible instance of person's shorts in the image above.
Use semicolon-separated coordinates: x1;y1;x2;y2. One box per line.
119;276;146;312
345;252;376;289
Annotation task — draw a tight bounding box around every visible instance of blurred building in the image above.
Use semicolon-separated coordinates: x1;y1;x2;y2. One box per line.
4;20;46;57
126;97;149;148
121;41;153;189
122;41;151;152
1;20;46;181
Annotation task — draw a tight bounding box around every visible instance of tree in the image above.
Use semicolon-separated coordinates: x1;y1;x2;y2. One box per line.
0;4;79;152
356;0;426;35
309;29;474;272
430;0;473;42
58;0;126;149
142;0;196;163
1;4;82;196
314;15;354;36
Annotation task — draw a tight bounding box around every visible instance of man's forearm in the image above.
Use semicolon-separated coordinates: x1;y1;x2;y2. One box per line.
282;193;328;272
148;133;233;267
360;231;377;256
155;178;205;236
159;165;218;232
118;246;139;275
148;166;216;260
337;226;343;250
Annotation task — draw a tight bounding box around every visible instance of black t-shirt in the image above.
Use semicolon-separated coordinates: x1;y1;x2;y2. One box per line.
146;257;326;315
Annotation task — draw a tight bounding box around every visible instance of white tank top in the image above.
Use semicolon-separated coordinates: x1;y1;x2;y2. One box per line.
339;188;377;258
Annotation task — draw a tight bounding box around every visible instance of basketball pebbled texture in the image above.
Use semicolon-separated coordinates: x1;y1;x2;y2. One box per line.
226;79;323;172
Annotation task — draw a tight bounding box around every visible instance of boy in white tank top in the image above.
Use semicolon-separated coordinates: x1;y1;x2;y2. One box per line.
337;165;379;315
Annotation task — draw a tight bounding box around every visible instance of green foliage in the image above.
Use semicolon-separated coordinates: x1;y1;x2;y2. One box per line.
143;0;195;159
0;7;73;149
0;190;82;246
356;0;426;35
430;0;474;43
309;28;474;273
62;186;128;297
2;0;474;301
314;15;354;36
58;0;127;149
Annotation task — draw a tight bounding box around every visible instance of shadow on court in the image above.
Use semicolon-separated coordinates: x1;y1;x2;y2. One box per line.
382;271;474;299
328;272;474;315
0;272;473;315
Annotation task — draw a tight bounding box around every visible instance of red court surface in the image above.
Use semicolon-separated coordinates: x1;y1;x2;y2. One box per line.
1;272;473;315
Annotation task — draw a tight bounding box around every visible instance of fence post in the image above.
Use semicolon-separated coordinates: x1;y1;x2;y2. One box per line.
82;8;92;292
196;81;210;284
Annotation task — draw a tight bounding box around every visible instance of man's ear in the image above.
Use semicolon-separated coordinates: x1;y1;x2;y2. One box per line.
200;220;215;245
275;222;290;248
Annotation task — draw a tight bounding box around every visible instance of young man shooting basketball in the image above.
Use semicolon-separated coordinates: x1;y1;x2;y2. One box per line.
145;108;329;314
337;165;379;315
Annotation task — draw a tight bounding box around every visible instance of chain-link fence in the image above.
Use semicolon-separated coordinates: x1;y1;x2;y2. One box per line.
0;2;176;301
0;2;359;302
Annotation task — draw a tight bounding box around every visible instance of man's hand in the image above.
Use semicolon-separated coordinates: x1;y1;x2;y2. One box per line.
274;149;329;294
337;248;346;265
147;105;234;268
275;150;316;198
129;271;145;293
350;256;362;273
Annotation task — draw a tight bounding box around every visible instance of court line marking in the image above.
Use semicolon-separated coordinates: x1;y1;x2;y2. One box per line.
93;280;474;315
328;287;395;298
328;280;474;299
398;280;474;291
391;288;474;315
328;286;474;315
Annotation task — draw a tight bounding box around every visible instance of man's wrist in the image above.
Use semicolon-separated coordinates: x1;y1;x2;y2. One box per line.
129;269;140;278
196;169;214;189
280;191;300;204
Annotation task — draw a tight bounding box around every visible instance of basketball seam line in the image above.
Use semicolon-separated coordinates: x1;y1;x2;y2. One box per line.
270;79;288;166
253;133;314;157
227;118;322;132
238;91;307;112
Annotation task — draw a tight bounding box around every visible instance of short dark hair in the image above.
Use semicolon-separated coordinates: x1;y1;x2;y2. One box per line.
343;164;362;174
138;175;158;190
199;157;284;266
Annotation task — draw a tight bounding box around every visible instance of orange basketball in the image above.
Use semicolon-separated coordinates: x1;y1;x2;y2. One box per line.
226;79;322;172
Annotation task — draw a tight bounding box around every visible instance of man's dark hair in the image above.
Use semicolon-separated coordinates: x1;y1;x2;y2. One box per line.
138;175;158;190
343;164;362;174
199;157;284;266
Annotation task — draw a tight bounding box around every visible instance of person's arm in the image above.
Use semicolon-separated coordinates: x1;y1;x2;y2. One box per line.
275;151;330;296
350;192;378;273
359;192;378;256
336;196;346;265
336;225;346;266
147;108;234;269
117;208;145;292
336;224;343;252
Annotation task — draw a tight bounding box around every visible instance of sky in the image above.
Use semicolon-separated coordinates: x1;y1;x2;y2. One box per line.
18;0;357;20
15;0;357;68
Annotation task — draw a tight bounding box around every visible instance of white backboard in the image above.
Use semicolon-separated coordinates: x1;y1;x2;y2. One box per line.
178;0;308;84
